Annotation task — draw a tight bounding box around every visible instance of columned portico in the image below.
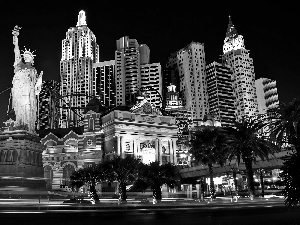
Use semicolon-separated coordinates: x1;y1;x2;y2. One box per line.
102;102;179;165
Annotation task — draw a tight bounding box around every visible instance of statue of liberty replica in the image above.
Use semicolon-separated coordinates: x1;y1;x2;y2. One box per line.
11;25;43;133
0;26;45;190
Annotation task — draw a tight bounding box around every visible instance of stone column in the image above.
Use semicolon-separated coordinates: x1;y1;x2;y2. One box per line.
158;139;162;164
116;136;121;156
195;184;200;199
120;136;125;158
155;139;159;161
133;139;138;158
169;139;174;163
187;184;192;198
136;138;141;156
172;139;177;165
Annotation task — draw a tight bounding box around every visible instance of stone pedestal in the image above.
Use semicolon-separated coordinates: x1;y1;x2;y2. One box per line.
0;130;46;190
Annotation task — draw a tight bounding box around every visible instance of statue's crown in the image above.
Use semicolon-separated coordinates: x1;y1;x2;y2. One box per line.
21;47;36;59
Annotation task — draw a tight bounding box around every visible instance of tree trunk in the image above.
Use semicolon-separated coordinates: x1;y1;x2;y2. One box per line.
208;163;215;199
89;183;100;203
153;182;162;202
244;159;255;199
259;170;264;197
232;168;239;198
118;182;127;203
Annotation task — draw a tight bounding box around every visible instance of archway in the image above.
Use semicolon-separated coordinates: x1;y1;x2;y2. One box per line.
62;164;76;186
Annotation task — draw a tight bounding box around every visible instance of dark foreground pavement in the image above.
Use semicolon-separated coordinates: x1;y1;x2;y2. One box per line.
0;203;299;225
0;197;299;225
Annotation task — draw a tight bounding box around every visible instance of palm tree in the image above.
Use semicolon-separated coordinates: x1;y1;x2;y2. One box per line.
268;98;300;207
189;126;228;199
106;156;141;203
281;151;300;207
224;118;279;199
255;169;265;197
269;98;300;152
134;161;178;203
70;164;105;203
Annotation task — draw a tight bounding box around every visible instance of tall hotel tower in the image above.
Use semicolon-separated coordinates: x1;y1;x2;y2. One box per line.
166;42;209;121
115;36;162;108
222;16;258;121
59;11;99;128
93;60;116;108
206;61;236;127
255;78;279;114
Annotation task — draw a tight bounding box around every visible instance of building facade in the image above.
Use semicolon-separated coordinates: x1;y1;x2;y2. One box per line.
206;61;236;127
222;16;258;121
41;99;179;190
255;78;279;114
166;42;209;121
92;60;116;108
59;10;99;128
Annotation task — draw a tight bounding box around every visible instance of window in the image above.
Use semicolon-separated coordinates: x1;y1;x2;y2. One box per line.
88;118;94;131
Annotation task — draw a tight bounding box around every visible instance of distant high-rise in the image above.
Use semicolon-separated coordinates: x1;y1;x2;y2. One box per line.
93;60;116;108
166;42;209;121
59;10;99;128
206;61;235;127
139;44;150;65
115;36;141;106
140;63;162;108
162;68;180;102
37;80;60;130
222;16;258;121
255;78;279;114
115;36;162;108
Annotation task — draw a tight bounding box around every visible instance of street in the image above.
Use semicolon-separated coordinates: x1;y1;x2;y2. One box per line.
0;200;299;225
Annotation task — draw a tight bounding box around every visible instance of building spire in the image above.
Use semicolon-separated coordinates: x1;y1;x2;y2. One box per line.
76;10;87;27
226;15;238;39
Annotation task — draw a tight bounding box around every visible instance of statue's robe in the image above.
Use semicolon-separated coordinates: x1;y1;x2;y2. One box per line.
12;60;38;132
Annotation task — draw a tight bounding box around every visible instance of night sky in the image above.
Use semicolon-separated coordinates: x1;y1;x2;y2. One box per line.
0;1;299;126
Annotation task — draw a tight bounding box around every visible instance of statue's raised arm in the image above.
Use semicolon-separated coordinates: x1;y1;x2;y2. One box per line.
12;25;22;67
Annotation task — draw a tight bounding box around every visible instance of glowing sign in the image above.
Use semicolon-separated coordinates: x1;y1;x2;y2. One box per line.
142;148;156;164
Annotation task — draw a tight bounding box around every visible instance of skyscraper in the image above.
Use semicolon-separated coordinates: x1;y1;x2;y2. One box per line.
255;78;279;114
115;36;141;106
59;10;99;128
222;16;258;121
206;61;236;127
166;42;209;121
140;63;162;108
115;36;162;108
92;60;116;108
162;68;180;103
